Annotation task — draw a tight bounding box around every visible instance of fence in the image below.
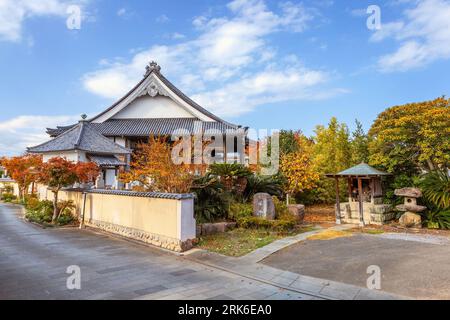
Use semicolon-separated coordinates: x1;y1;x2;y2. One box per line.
8;182;196;252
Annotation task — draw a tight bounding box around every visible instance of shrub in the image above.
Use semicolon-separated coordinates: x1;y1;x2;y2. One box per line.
420;170;450;210
237;216;296;232
209;163;252;194
191;173;231;223
229;202;253;220
272;196;289;217
57;211;75;225
243;174;284;203
1;193;17;202
423;209;450;229
24;196;40;211
25;199;75;226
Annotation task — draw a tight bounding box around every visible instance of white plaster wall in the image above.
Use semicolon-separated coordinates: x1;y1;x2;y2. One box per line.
42;151;82;163
112;96;196;119
104;169;116;187
177;198;196;242
115;137;126;147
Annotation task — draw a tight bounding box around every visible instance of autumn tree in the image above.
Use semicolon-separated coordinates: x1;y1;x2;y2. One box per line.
38;157;99;223
120;136;194;193
280;133;320;202
0;154;42;200
369;97;450;173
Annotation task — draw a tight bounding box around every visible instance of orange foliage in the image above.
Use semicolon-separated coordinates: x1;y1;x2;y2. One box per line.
0;154;42;197
120;136;194;193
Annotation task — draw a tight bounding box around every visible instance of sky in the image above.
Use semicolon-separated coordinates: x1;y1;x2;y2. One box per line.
0;0;449;156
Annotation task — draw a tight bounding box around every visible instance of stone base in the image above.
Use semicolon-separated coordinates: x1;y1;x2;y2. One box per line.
87;219;193;252
399;212;422;228
338;202;394;225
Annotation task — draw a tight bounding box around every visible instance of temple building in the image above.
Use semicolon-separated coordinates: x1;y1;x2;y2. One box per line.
27;61;246;188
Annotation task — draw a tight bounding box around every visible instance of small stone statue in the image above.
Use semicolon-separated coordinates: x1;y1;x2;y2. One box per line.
394;188;427;228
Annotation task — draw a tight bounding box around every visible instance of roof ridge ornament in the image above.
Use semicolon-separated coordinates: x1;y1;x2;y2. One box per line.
144;61;161;76
138;79;170;98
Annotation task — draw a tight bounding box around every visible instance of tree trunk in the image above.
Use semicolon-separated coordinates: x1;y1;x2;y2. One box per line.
52;190;59;224
426;159;436;171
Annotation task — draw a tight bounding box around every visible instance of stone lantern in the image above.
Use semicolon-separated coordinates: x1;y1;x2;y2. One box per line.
394;188;427;228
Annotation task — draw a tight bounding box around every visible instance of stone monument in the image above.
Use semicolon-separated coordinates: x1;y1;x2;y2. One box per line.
253;193;276;220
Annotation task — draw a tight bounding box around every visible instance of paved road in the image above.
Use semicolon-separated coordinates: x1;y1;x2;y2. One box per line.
262;232;450;299
0;203;318;300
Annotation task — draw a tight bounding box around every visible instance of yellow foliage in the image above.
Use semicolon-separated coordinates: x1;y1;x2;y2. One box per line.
280;136;320;195
369;97;450;172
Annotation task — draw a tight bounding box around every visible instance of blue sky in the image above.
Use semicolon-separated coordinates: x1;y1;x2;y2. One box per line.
0;0;449;155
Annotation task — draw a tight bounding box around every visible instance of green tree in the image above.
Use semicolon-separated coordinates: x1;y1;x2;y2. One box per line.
279;130;302;155
308;117;352;203
351;119;370;164
369;97;450;173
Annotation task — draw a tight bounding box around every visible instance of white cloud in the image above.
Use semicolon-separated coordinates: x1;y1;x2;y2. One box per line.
82;0;343;117
156;14;169;23
117;8;126;17
0;115;79;156
171;32;186;40
0;0;87;42
117;7;134;19
192;67;333;117
371;0;450;72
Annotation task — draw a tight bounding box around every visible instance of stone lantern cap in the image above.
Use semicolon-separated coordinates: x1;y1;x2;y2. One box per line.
396;204;427;213
394;187;422;198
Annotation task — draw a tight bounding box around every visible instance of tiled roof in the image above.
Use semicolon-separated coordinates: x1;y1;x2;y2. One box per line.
88;155;126;167
326;163;391;177
28;121;132;154
87;189;195;200
155;71;238;128
47;118;244;137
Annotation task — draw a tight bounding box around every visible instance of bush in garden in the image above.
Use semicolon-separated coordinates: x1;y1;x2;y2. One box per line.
25;199;75;226
1;193;17;202
209;163;252;195
272;196;290;217
191;173;231;223
383;174;420;205
236;216;296;232
243;174;284;203
424;209;450;229
24;196;40;211
419;170;450;210
229;202;253;220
